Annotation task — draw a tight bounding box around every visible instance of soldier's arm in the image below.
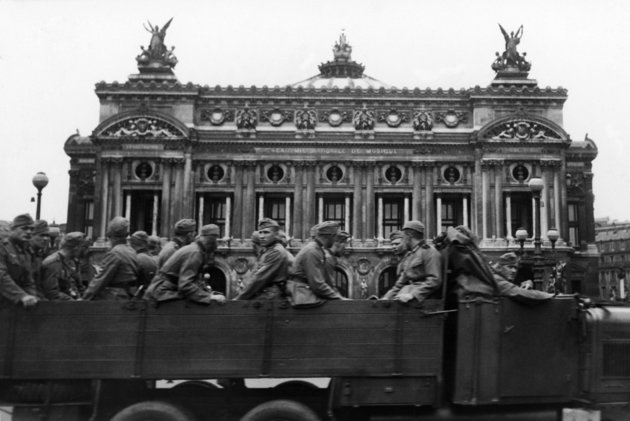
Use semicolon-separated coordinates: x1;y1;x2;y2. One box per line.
83;251;119;300
177;251;206;299
405;249;442;303
236;247;285;300
303;248;342;299
41;258;65;300
0;250;32;304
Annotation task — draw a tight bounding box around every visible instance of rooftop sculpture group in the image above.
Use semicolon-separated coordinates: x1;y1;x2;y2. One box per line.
136;18;178;72
492;23;531;74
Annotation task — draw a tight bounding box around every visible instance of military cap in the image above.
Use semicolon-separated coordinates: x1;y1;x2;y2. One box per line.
251;230;261;245
32;220;50;236
62;231;85;248
499;252;519;266
130;231;149;245
389;230;404;240
314;221;340;236
403;220;425;234
174;218;197;235
147;235;161;246
258;218;280;230
200;224;220;237
334;230;352;242
107;216;130;238
11;213;34;229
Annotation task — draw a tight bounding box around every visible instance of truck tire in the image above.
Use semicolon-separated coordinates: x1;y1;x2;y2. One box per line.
240;399;321;421
109;400;197;421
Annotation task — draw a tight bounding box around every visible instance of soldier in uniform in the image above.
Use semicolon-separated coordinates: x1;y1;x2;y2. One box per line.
29;219;52;292
147;235;162;257
129;231;158;291
0;214;39;308
83;217;139;301
290;221;346;301
390;230;410;276
235;218;293;300
157;218;196;268
491;252;554;303
40;232;85;300
382;220;442;304
145;224;226;304
324;230;352;297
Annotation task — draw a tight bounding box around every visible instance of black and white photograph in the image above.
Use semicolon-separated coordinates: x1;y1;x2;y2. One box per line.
0;1;629;420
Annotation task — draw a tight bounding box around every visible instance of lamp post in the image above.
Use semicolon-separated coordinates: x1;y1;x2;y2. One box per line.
32;172;49;220
515;227;528;255
547;227;559;253
528;177;544;289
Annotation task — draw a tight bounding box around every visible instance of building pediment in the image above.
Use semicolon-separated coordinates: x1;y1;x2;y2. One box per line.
93;109;189;141
476;114;569;143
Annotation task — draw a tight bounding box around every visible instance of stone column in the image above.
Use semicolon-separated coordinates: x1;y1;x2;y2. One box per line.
480;160;493;240
436;194;442;234
377;196;383;240
112;158;123;218
225;196;232;239
98;158;110;241
182;151;193;217
318;196;324;224
171;158;185;224
463;196;469;228
505;194;512;239
304;163;316;233
160;159;172;237
365;165;375;238
344;196;351;232
472;151;483;238
152;193;159;236
425;165;433;238
242;163;256;237
352;165;363;240
285;196;291;237
258;195;265;220
293;164;304;239
404;196;410;224
412;165;422;221
554;170;560;231
559;162;568;243
233;164;243;239
124;192;131;221
493;162;503;239
198;195;205;231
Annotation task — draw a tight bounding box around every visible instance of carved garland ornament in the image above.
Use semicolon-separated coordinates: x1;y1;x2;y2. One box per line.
102;117;182;138
488;120;561;141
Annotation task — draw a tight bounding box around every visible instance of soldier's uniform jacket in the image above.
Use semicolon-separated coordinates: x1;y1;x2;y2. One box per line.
157;238;184;268
383;241;442;303
83;242;139;300
41;251;80;300
235;242;292;300
145;240;214;304
136;250;158;289
291;239;343;300
0;237;38;306
29;247;49;297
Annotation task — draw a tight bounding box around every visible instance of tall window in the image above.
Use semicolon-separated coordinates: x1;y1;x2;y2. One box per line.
331;268;349;298
568;203;580;248
83;200;94;239
321;195;347;229
125;190;161;235
439;195;466;232
198;194;229;237
382;197;404;238
263;195;287;230
505;193;533;237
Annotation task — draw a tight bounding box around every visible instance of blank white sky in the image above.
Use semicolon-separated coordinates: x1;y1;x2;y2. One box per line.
0;0;628;223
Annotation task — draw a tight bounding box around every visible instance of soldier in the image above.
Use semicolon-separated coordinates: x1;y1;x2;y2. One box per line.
145;224;226;304
324;230;352;297
382;220;442;304
157;218;196;268
40;232;85;300
83;217;139;301
129;231;158;290
0;214;39;308
147;235;162;257
30;219;52;292
390;230;410;276
289;221;346;301
235;218;293;300
491;252;554;303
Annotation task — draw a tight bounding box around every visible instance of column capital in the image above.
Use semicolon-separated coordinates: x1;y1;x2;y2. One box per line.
481;159;504;169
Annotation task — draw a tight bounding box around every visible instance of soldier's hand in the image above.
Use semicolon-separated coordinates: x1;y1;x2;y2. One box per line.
20;295;39;308
395;293;414;303
211;294;226;304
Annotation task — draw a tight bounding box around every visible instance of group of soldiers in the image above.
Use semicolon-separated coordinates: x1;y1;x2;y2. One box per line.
0;211;553;309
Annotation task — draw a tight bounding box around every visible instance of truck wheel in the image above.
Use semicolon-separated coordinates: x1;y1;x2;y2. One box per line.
110;400;197;421
240;399;321;421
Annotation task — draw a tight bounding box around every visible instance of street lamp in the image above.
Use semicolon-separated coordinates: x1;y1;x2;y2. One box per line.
515;227;528;255
547;227;560;252
528;177;544;289
32;172;49;220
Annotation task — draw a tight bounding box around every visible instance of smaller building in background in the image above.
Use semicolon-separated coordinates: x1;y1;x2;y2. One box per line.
595;217;630;300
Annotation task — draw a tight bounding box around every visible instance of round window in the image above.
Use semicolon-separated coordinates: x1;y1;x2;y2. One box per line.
385;166;402;183
267;165;284;182
326;165;343;183
512;165;529;182
443;166;460;183
207;165;225;182
135;162;153;180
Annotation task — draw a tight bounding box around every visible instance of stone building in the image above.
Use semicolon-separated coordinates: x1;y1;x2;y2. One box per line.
64;26;599;298
595;218;630;300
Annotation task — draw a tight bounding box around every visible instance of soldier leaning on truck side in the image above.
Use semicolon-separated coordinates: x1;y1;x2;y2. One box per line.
381;220;442;304
145;224;226;305
29;219;52;294
129;231;158;291
39;231;85;300
157;218;197;268
234;218;293;301
82;217;139;301
0;214;39;308
288;221;347;301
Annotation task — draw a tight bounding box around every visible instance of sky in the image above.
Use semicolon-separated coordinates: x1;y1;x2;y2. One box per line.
0;0;629;224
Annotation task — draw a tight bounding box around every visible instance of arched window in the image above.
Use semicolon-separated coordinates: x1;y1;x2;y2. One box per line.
378;266;398;297
332;268;349;298
203;267;227;295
